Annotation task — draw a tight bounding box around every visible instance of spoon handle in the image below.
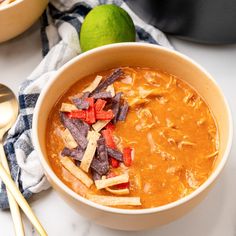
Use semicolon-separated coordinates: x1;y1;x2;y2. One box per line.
0;143;25;236
0;158;47;236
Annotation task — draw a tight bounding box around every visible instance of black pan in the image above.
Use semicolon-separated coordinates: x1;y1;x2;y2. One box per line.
126;0;236;44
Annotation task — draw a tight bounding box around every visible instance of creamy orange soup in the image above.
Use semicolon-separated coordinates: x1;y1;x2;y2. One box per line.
46;67;219;209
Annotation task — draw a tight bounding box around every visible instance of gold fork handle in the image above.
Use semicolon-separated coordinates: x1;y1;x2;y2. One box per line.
0;143;25;236
0;145;47;236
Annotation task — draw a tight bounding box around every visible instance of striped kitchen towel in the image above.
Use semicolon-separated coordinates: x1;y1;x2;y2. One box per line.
0;0;173;209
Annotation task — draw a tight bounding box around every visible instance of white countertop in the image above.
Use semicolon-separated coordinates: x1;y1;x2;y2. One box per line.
0;22;236;236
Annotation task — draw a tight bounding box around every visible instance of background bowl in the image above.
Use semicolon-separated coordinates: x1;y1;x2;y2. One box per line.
0;0;48;43
33;43;233;230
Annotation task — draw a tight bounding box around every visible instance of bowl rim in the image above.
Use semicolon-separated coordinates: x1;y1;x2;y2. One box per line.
0;0;23;11
32;42;233;215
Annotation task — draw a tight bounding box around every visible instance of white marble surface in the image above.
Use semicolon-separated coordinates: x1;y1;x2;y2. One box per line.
0;22;236;236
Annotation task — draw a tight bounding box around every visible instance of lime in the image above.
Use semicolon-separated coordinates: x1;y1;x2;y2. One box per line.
80;4;136;52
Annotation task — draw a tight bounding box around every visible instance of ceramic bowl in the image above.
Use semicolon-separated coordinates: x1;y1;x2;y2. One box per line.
32;43;233;231
0;0;48;43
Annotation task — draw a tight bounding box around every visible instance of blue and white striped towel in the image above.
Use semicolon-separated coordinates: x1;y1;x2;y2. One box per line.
0;0;173;209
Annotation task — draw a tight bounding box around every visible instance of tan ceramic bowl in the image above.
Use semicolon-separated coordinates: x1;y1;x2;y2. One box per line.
0;0;48;43
32;43;233;231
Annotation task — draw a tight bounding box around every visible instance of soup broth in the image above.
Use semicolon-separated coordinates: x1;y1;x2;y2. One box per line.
46;67;218;209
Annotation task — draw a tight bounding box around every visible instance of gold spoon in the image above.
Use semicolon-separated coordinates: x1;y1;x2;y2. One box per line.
0;84;47;236
0;84;24;235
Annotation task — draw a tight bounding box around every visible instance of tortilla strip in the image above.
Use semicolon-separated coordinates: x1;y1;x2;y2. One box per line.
60;112;88;149
86;194;141;206
83;75;103;93
95;173;129;190
60;103;77;112
105;187;130;195
106;84;115;97
80;131;101;172
62;128;77;149
62;167;88;197
92;120;110;132
92;91;112;99
60;156;93;188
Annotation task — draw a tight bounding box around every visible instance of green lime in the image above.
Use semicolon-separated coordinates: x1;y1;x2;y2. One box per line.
80;4;136;52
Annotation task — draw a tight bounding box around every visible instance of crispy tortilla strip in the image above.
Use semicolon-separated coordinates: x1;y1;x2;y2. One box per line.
106;84;115;97
61;147;84;161
62;128;77;149
105;187;130;195
60;112;88;149
83;75;103;93
91;68;123;95
73;98;89;109
62;167;88;197
92;120;110;132
95;173;129;190
80;131;101;172
86;194;141;206
111;92;122;124
60;103;77;112
92;91;112;99
60;156;93;188
117;102;129;121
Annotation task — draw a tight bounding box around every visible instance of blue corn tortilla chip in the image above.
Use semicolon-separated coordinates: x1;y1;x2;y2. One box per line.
70;118;89;138
90;68;123;95
117;102;129;121
75;157;109;176
61;147;84;161
81;92;90;99
72;137;109;175
91;91;112;100
106;147;123;162
111;92;122;124
82;137;110;175
60;112;88;149
96;138;109;162
91;157;109;176
72;98;89;110
91;169;102;181
91;137;109;175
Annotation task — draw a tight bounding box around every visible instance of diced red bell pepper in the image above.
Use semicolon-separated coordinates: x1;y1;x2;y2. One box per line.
106;173;129;189
102;129;120;168
123;147;132;167
94;99;107;112
101;129;116;148
115;182;130;189
96;110;114;120
105;122;115;132
84;97;96;124
67;110;86;119
110;157;119;168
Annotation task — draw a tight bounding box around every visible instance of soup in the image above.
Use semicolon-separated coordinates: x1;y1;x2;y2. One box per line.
46;67;219;209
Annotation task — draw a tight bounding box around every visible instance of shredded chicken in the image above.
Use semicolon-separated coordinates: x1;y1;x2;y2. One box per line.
206;150;219;158
178;141;196;150
147;132;176;160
